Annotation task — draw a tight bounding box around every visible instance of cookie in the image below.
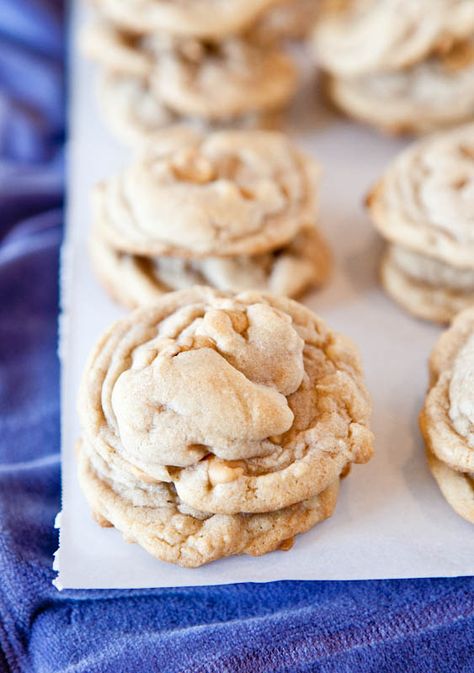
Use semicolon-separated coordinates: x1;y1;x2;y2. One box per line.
368;122;474;264
94;128;320;258
326;41;474;135
90;0;281;39
91;223;332;308
367;123;474;322
314;0;474;77
420;307;474;521
422;307;474;471
83;21;297;124
78;287;373;515
83;20;299;115
149;36;297;122
78;439;340;568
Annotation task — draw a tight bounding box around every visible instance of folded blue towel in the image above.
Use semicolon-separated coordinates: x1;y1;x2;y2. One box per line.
0;2;473;671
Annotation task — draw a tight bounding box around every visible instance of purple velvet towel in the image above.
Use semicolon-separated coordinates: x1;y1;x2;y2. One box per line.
0;1;473;671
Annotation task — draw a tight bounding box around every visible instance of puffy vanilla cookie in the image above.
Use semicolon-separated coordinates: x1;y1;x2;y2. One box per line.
92;128;331;303
150;35;297;122
420;307;474;523
314;0;474;77
78;287;374;517
78;439;340;568
89;0;282;39
91;224;331;308
367;123;474;322
82;21;297;132
326;40;474;135
94;128;322;258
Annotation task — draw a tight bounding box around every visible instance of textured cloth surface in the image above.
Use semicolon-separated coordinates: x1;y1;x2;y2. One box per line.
0;1;473;672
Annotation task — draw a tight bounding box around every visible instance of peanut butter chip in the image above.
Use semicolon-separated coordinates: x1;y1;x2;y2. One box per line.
269;434;283;444
208;458;246;486
190;336;216;350
443;41;474;72
93;511;113;528
171;149;216;184
340;463;352;479
278;537;294;551
226;310;249;335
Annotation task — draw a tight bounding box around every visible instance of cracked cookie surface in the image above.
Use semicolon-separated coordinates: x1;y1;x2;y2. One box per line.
78;288;373;515
94;129;320;258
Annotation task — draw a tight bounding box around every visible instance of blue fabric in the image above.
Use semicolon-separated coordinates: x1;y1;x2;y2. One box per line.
0;1;473;671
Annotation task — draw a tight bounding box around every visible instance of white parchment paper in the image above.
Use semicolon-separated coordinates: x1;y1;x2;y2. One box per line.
54;5;474;589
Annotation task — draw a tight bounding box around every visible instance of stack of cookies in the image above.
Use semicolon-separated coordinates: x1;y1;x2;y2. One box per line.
366;123;474;324
91;128;332;307
421;307;474;523
78;287;374;567
81;0;318;146
312;0;474;134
